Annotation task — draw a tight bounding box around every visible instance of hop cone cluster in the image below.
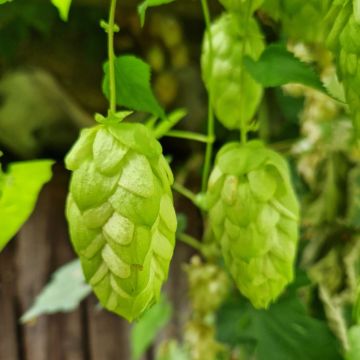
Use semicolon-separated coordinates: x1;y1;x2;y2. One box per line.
185;256;230;314
184;320;223;360
201;13;265;130
326;0;360;139
65;121;177;321
207;141;299;308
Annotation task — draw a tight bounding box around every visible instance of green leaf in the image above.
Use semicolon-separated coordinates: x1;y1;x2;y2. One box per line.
0;160;54;252
217;287;342;360
103;55;165;119
244;44;326;92
346;326;360;360
138;0;175;27
51;0;72;21
131;294;172;360
0;0;11;4
21;260;91;323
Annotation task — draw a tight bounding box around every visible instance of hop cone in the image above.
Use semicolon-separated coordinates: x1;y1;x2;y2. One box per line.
201;13;265;130
326;0;360;139
262;0;332;43
207;141;299;308
65;121;177;321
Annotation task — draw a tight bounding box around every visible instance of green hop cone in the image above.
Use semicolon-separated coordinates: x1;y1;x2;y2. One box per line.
65;120;177;321
326;0;360;139
201;13;265;130
262;0;332;43
207;141;299;308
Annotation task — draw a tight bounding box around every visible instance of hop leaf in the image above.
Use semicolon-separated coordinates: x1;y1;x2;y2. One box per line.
65;121;177;321
206;141;300;308
326;0;360;139
201;13;265;130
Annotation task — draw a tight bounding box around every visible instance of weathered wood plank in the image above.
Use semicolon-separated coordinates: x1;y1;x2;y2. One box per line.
0;242;20;360
16;179;52;360
16;166;86;360
87;295;133;360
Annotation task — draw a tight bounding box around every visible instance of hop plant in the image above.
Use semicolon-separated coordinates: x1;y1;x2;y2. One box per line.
185;256;230;315
184;320;223;360
206;140;299;308
326;0;360;139
219;0;263;13
65;118;177;321
262;0;332;43
201;12;265;130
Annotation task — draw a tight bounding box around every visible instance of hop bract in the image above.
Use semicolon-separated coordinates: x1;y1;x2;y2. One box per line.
207;141;299;308
65;121;177;321
201;13;264;130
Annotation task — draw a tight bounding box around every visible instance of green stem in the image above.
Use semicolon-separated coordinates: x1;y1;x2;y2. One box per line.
153;108;188;139
201;0;216;193
178;233;204;252
172;182;198;204
164;130;213;143
108;0;118;114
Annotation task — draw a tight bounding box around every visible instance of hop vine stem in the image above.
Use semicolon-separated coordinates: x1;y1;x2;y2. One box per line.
108;0;118;114
201;0;215;193
172;182;198;204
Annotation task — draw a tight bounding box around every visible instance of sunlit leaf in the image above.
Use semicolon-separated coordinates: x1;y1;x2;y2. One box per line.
0;159;54;252
138;0;175;27
51;0;72;21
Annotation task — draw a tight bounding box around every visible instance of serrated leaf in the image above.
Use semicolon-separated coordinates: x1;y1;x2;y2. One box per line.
103;55;165;119
217;284;342;360
21;259;91;323
138;0;175;27
131;294;172;360
244;44;326;92
51;0;72;21
346;326;360;360
0;160;54;252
